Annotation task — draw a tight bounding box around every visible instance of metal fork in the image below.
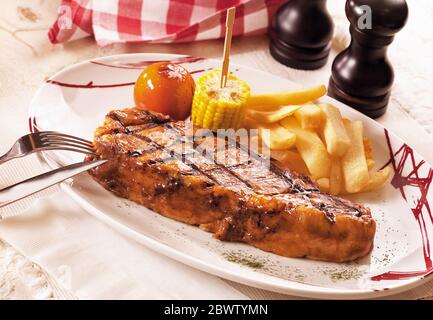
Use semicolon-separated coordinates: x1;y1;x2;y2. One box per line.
0;131;95;165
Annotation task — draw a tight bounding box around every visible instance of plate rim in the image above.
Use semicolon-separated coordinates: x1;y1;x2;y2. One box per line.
28;52;433;299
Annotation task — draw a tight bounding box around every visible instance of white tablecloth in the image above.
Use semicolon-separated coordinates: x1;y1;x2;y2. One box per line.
1;0;433;299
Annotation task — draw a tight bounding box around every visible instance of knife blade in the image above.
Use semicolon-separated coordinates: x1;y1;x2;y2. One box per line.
0;159;106;209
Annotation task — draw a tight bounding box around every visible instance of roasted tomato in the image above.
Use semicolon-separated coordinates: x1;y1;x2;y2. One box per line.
134;62;195;120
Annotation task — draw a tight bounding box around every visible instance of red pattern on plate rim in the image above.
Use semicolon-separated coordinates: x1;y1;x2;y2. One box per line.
44;56;211;89
44;68;211;89
28;116;38;133
371;129;433;281
45;79;136;89
89;56;206;70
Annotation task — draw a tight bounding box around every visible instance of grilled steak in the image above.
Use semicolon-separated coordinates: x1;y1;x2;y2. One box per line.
88;108;376;262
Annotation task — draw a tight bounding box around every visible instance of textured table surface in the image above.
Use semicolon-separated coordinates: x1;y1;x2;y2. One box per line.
1;0;432;299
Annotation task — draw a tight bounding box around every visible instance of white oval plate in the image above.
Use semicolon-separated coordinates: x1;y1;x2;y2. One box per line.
29;53;433;299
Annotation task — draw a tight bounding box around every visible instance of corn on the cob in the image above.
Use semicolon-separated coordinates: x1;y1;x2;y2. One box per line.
191;70;250;131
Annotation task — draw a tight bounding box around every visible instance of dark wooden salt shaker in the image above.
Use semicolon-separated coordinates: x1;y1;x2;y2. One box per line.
328;0;408;118
269;0;334;70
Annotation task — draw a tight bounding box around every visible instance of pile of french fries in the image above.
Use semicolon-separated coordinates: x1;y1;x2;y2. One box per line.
244;85;391;195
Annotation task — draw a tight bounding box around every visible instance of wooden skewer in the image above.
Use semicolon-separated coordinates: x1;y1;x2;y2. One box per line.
220;7;236;88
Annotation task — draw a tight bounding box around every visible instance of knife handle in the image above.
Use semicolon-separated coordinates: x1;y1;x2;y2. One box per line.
0;159;106;209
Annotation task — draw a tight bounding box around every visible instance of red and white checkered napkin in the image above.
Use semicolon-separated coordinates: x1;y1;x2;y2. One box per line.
48;0;284;46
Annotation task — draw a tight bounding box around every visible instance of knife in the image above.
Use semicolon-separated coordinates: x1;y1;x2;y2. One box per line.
0;159;106;209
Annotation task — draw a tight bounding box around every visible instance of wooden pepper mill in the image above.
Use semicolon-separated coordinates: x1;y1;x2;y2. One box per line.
269;0;334;70
328;0;408;118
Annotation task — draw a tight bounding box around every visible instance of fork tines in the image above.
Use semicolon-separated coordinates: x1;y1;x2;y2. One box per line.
39;131;96;155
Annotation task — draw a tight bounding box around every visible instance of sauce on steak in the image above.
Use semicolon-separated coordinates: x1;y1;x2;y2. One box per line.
87;108;376;262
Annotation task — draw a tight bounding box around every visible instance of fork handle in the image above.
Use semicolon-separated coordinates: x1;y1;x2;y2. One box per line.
0;152;29;166
0;149;18;166
0;142;28;166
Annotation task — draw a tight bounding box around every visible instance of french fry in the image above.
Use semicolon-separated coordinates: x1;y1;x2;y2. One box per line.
247;85;326;111
269;149;288;162
341;120;369;193
270;149;310;175
242;114;260;129
366;159;376;171
360;166;392;193
316;178;330;193
281;117;331;179
319;103;351;157
248;105;301;123
363;137;373;160
329;157;342;195
294;104;325;129
342;118;351;125
259;124;297;150
363;137;375;170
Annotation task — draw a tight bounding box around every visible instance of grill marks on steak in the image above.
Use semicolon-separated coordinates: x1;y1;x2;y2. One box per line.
109;112;304;194
106;109;361;220
89;108;376;262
